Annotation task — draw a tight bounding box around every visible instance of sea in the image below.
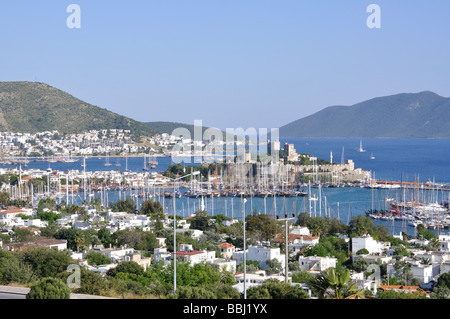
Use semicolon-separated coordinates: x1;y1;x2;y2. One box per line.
5;138;450;237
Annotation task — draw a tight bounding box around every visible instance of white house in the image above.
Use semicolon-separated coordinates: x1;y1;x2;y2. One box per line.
439;235;450;252
411;264;434;285
288;235;320;253
218;242;235;259
0;207;33;226
2;238;67;252
174;250;216;266
298;256;337;273
97;247;135;262
232;271;289;294
210;258;237;273
233;245;285;271
153;248;171;264
24;219;48;228
352;235;390;256
290;226;311;236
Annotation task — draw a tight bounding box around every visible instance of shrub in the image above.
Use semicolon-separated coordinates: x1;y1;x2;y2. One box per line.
26;277;71;299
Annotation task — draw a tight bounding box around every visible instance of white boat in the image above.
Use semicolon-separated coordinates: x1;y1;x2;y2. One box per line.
358;140;366;153
370;153;375;160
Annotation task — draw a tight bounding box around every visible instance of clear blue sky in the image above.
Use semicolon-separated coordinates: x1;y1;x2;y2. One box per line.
1;1;449;130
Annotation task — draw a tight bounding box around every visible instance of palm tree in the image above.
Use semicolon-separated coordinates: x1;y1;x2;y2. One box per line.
74;235;85;252
309;267;365;299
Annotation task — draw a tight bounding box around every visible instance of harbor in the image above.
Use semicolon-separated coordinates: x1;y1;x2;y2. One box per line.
1;152;449;237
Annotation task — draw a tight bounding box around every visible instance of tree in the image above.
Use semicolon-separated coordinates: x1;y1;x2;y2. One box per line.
26;277;71;299
303;236;348;264
189;210;214;232
97;228;112;247
174;286;216;299
110;261;145;277
10;227;35;243
246;213;280;242
0;250;37;285
377;289;427;299
437;272;450;289
292;271;315;284
349;256;369;273
112;228;157;251
0;191;10;206
305;217;330;237
86;251;111;266
74;234;85;252
356;248;370;255
20;247;73;278
265;259;283;275
309;266;364;299
140;199;164;217
54;228;93;252
246;279;310;299
111;198;137;214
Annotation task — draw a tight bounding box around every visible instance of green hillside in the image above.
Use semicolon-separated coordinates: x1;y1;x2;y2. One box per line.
0;81;157;137
279;91;450;138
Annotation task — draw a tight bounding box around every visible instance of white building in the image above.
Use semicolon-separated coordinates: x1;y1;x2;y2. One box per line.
218;243;235;259
232;271;289;294
233;245;285;271
210;258;237;273
153;247;171;264
298;256;337;273
352;235;390;257
174;250;216;266
411;264;434;285
290;226;311;236
439;235;450;252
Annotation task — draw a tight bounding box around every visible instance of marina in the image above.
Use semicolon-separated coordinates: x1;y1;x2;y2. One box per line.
1;140;449;238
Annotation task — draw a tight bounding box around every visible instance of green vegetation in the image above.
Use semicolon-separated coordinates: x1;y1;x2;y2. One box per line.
0;81;157;137
1;192;448;300
246;279;310;299
26;277;71;299
309;266;364;299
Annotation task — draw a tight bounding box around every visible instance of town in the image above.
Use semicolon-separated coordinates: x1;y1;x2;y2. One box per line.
0;174;449;299
0;130;449;300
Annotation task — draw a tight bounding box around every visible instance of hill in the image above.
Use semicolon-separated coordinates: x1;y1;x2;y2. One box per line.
145;121;240;141
279;91;450;138
0;81;157;137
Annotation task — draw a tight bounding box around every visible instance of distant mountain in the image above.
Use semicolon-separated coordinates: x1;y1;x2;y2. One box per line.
145;121;207;137
145;121;239;140
279;91;450;138
0;81;157;137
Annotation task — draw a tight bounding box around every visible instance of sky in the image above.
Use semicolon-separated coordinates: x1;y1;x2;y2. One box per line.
0;0;449;131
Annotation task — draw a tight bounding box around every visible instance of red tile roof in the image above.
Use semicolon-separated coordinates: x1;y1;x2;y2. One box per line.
218;243;235;248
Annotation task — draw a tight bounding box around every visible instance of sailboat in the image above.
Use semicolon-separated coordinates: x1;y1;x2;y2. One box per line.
358;140;366;153
142;154;148;171
370;153;375;160
104;154;112;166
124;155;129;172
148;154;158;169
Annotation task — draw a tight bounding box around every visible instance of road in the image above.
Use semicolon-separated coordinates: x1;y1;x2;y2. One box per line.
0;286;115;299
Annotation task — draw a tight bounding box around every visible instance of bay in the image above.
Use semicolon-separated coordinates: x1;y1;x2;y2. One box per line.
4;138;450;236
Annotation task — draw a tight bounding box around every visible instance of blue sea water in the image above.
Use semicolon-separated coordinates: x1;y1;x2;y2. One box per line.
5;138;450;236
281;137;450;184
